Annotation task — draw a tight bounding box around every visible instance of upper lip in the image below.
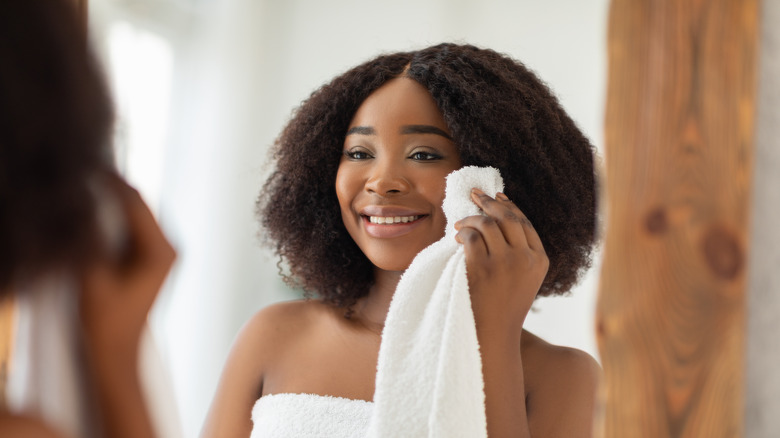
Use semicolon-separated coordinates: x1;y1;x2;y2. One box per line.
359;205;427;217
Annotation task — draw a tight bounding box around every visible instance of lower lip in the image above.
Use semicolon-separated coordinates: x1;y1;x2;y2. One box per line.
363;216;426;238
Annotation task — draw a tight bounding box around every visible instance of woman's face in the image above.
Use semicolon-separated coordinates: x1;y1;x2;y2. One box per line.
336;78;462;272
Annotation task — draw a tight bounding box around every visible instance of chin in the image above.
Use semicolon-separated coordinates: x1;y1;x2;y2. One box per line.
370;259;413;273
366;251;420;273
356;234;445;274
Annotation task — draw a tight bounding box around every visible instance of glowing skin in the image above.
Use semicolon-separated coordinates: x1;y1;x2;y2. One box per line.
335;78;461;273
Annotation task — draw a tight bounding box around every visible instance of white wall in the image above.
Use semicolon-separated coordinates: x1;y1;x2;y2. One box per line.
745;0;780;436
92;1;609;436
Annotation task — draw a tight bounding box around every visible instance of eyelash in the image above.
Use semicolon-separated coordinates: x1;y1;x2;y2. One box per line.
409;151;442;161
343;150;443;161
344;150;371;160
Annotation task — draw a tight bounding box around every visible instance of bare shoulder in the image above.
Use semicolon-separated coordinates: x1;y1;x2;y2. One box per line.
240;299;338;347
0;413;62;438
522;330;601;437
201;299;336;437
522;330;601;385
243;299;326;338
230;299;336;374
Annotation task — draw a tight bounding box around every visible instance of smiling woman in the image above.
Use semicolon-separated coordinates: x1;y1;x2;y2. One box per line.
202;43;600;438
336;78;462;272
83;2;608;433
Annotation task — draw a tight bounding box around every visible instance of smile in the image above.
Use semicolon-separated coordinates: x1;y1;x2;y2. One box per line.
368;215;421;224
362;214;427;238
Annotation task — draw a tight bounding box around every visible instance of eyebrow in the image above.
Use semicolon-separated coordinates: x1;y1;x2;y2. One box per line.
345;126;375;136
401;125;453;140
345;124;453;140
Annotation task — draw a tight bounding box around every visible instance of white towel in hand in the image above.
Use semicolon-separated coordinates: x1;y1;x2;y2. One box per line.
368;166;505;438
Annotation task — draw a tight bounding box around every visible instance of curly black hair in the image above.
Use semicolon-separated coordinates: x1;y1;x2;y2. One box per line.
258;43;597;309
0;0;114;292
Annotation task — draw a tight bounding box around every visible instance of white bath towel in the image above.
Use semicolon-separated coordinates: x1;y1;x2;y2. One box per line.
251;393;372;437
368;166;505;438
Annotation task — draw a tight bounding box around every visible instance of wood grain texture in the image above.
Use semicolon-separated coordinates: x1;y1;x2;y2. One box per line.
596;0;758;436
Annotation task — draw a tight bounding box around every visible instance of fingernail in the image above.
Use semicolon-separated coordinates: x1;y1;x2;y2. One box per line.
496;192;509;201
471;188;485;196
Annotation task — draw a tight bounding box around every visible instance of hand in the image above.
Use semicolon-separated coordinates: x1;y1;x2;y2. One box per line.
78;175;176;361
454;188;548;334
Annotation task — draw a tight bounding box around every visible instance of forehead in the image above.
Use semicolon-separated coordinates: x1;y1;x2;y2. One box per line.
348;78;449;131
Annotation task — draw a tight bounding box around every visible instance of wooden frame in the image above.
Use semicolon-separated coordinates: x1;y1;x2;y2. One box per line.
596;0;759;436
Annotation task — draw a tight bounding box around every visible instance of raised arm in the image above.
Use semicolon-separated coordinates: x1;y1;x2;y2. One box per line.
78;177;176;438
1;178;176;438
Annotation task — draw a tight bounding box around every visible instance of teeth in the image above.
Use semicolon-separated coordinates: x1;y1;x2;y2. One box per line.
369;215;419;224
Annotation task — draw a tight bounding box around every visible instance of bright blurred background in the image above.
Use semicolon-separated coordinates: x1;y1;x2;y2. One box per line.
88;0;609;436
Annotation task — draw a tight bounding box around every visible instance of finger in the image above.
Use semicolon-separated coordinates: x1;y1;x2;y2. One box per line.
455;226;488;265
454;215;507;257
494;192;545;252
470;188;529;249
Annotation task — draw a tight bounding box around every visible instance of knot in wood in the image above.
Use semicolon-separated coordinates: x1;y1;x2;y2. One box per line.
701;226;743;280
645;207;668;235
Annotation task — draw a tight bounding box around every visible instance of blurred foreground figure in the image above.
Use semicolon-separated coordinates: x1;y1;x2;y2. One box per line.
0;1;176;437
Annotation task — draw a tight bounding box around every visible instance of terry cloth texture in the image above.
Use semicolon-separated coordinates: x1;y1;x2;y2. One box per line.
367;166;504;438
251;393;372;438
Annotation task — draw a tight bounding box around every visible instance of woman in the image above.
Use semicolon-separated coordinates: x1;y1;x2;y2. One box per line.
0;1;175;437
203;43;600;437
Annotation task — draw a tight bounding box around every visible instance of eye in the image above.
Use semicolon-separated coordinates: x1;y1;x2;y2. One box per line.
344;149;372;160
409;151;442;161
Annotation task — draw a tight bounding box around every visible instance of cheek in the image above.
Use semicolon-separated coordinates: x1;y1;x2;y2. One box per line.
422;170;456;233
422;175;449;210
335;166;360;231
334;166;352;209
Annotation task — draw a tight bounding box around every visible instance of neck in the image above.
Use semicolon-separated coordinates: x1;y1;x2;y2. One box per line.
351;268;402;331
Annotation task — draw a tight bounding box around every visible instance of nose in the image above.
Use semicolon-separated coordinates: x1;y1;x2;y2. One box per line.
365;158;410;196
